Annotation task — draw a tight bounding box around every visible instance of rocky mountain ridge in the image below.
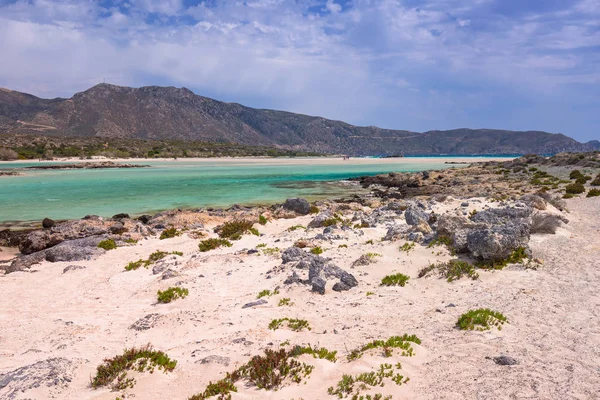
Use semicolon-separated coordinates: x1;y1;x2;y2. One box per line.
1;84;598;155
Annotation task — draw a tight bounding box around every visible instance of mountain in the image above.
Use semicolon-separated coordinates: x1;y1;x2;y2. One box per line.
0;84;597;155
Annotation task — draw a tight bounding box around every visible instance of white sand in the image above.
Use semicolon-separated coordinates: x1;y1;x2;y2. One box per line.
0;156;514;166
0;197;598;399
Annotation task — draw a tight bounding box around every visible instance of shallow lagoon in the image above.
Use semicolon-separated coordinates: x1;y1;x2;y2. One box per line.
0;157;507;225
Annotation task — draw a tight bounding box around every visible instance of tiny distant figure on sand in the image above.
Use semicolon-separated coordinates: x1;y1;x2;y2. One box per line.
342;155;350;160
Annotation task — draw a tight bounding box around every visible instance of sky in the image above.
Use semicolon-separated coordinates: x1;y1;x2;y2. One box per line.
0;0;599;142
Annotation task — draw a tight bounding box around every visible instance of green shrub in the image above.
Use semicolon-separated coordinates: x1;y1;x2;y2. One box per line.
587;189;600;197
278;298;293;306
97;239;117;250
563;193;575;199
290;345;337;362
569;170;583;180
347;334;421;361
124;251;180;271
327;363;404;399
591;175;600;186
310;246;324;255
366;291;375;296
309;205;320;214
124;238;138;244
159;227;181;240
399;242;415;254
261;247;280;255
216;220;256;240
199;238;233;252
91;344;176;390
188;379;238;400
381;273;410;287
476;247;528;270
257;289;279;299
258;215;268;225
157;287;189;303
418;260;479;282
287;225;306;232
269;318;311;331
456;308;507;331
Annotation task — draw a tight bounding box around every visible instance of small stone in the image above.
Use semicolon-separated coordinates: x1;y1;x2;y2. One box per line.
242;299;267;309
493;355;518;365
42;218;55;229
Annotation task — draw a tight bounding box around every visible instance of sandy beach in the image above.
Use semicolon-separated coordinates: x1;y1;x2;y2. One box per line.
1;155;599;400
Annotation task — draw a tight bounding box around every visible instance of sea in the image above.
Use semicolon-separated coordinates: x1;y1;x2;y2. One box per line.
0;157;513;225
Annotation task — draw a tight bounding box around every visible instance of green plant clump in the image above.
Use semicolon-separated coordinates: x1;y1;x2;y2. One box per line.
199;238;233;252
587;189;600;197
269;318;311;331
476;247;528;270
399;242;415;254
287;225;306;232
380;273;410;287
91;344;177;390
278;298;293;306
217;220;258;240
157;287;189;303
98;239;117;250
289;344;337;362
328;363;406;399
347;334;421;361
569;170;584;180
565;182;585;195
159;227;181;240
456;308;508;331
418;259;479;282
257;289;279;299
310;246;324;255
258;215;268;225
187;379;238;400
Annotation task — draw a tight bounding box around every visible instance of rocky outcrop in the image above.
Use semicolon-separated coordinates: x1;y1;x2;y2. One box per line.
282;247;358;294
25;161;149;170
282;198;311;215
0;358;76;400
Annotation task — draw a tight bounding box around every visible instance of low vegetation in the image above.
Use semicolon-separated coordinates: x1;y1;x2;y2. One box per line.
456;308;507;331
328;363;407;399
269;318;311;332
97;239;117;250
399;242;415;254
125;250;180;271
289;344;337;362
380;273;410;287
159;227;181;240
258;215;268;225
198;238;233;252
157;287;189;303
565;182;585;195
587;189;600;197
257;289;279;299
476;247;528;269
287;225;306;232
347;334;421;361
216;220;259;240
418;260;479;282
278;298;293;306
91;344;176;391
310;246;324;255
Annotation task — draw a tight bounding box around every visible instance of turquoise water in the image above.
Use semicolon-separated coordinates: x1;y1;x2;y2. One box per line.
0;158;498;225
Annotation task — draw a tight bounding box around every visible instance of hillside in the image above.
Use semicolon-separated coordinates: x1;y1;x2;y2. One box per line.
1;84;597;155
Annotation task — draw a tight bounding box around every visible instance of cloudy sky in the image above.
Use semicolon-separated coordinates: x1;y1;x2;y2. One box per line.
0;0;598;142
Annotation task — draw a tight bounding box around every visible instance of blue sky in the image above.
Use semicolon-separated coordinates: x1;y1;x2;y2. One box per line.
0;0;598;142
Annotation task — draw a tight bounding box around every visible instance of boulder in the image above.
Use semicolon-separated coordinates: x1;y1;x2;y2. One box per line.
470;205;532;225
281;247;310;264
282;198;312;215
308;211;335;228
466;222;530;261
42;218;55;229
112;213;130;219
19;230;63;255
404;206;429;226
44;237;106;263
242;299;268;309
0;358;76;400
311;276;327;295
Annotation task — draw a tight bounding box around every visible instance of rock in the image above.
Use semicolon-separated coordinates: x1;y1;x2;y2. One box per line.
129;313;163;331
199;355;230;366
42;218;55;229
467;223;530;261
162;269;180;280
407;232;424;242
62;265;86;273
437;215;471;237
281;247;310;263
413;220;433;235
242;299;268;309
405;206;429;226
384;225;408;241
311;276;327;295
112;213;130;219
461;202;469;207
492;355;518;366
109;222;125;234
308;211;334;228
4;252;46;273
137;215;152;224
19;230;64;255
339;271;358;288
282;198;311;215
470;206;532;225
352;254;376;267
284;272;304;285
0;358;75;400
44;237;106;263
332;281;352;291
519;194;547;210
